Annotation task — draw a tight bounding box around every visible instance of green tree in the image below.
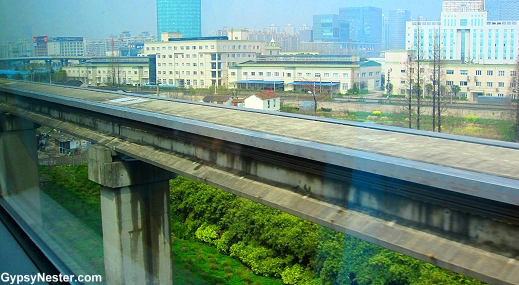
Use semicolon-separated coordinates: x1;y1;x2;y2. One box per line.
425;83;433;97
11;72;24;80
53;69;68;83
26;62;41;81
451;85;461;103
0;74;7;79
349;83;360;94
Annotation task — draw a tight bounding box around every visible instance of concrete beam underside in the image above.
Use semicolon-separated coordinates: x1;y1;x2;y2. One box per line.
88;145;174;285
2;98;519;284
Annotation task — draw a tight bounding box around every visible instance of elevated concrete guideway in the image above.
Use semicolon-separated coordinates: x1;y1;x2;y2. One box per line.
1;79;519;284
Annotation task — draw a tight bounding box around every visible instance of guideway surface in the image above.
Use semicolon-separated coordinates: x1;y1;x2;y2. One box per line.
2;79;518;203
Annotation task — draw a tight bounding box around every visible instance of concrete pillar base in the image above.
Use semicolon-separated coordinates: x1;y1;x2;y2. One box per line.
89;145;174;285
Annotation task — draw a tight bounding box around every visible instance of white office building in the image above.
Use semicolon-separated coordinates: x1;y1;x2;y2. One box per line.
143;32;264;88
406;0;519;64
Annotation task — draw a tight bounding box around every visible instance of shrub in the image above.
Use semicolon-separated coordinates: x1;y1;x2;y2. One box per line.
466;115;478;122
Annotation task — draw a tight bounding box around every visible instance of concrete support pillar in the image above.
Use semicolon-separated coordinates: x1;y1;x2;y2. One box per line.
88;145;174;285
0;113;41;227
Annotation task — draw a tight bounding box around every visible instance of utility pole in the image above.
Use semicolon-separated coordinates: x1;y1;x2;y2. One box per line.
437;24;442;133
416;19;421;130
408;53;413;129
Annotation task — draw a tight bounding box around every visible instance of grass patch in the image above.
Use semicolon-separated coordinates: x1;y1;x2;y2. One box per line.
171;237;283;285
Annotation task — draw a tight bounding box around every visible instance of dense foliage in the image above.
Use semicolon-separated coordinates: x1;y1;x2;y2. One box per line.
169;176;486;285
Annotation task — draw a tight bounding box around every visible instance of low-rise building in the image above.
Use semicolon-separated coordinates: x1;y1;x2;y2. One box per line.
229;54;382;94
202;95;233;105
385;50;517;101
244;91;281;111
63;57;150;86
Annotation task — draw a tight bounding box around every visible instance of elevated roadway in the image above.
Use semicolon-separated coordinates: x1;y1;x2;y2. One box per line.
1;79;519;284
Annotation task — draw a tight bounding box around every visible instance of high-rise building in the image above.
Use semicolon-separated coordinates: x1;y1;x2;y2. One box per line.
312;14;341;42
339;6;383;43
405;0;518;64
486;0;519;20
157;0;201;41
299;24;313;42
387;9;411;49
382;14;389;49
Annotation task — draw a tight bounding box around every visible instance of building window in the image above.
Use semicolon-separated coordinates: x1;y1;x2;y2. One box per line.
460;81;468;86
324;73;330;77
286;73;292;77
231;72;236;76
499;82;505;87
476;70;482;75
460;70;468;75
267;72;272;76
476;82;481;86
274;72;280;76
251;72;256;76
487;70;494;76
499;70;505;76
487;82;493;87
446;81;454;86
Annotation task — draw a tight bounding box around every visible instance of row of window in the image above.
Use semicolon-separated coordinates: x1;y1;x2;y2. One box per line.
158;62;203;67
448;81;509;88
399;79;511;88
157;70;203;76
68;70;148;75
233;71;380;78
446;70;517;76
147;44;261;52
158;78;205;86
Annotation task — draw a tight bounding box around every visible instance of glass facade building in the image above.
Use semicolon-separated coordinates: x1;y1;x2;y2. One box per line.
157;0;202;40
339;6;383;43
387;9;411;49
486;0;519;20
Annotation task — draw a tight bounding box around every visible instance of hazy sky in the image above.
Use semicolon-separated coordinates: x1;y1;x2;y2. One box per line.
0;0;443;42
